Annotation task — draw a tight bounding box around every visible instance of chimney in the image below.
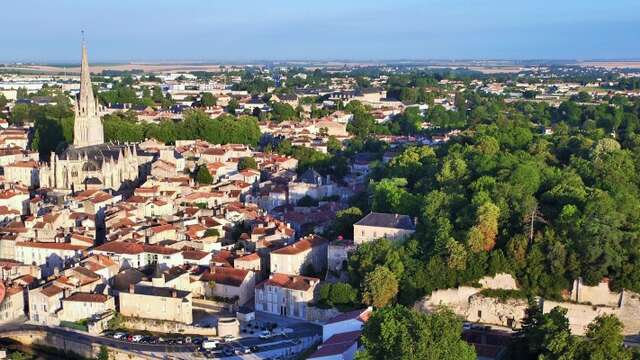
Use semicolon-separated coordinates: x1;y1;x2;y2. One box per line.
171;289;178;298
129;284;135;294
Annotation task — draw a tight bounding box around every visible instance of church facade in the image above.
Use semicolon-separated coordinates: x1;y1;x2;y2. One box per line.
39;43;143;192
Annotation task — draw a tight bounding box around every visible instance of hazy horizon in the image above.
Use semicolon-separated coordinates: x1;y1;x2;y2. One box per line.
2;0;640;63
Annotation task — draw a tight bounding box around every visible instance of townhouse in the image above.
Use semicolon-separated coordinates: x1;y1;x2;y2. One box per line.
270;234;328;276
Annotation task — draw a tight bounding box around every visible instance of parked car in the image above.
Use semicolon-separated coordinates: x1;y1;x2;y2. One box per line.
131;335;143;342
235;346;251;354
222;334;235;342
192;337;203;345
222;346;235;356
259;330;273;339
112;332;126;340
201;340;220;350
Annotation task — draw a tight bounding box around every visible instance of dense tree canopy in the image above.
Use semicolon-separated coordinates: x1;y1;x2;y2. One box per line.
342;94;640;306
356;305;476;360
103;110;261;146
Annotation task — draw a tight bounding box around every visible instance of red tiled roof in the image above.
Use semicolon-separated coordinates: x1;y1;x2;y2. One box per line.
142;244;180;255
6;160;38;168
212;250;234;267
149;224;175;234
201;266;249;287
271;234;326;256
40;284;64;297
64;292;110;303
16;242;87;251
308;331;361;359
94;241;145;255
235;252;260;262
13;274;36;285
261;273;319;291
70;233;94;244
182;250;209;260
325;307;372;325
6;285;23;296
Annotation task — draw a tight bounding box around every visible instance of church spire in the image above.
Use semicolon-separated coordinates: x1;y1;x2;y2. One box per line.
73;33;104;148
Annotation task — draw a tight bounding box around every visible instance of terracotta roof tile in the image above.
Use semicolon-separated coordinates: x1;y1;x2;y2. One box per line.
201;266;249;287
64;292;110;303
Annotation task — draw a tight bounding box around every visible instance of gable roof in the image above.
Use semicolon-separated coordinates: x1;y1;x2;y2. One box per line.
259;273;319;291
201;266;249;287
64;292;110;303
325;307;372;325
308;331;362;359
271;234;327;256
94;241;144;255
354;212;415;230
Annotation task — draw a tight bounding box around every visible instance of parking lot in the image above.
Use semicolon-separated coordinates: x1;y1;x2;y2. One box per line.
101;312;321;359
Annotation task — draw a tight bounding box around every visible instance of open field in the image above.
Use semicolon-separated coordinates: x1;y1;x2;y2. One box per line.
1;63;231;74
577;61;640;69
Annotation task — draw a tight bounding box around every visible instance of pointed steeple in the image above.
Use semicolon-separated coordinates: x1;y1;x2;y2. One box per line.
73;33;104;148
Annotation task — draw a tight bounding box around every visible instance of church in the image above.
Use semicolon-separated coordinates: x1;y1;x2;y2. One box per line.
39;42;144;192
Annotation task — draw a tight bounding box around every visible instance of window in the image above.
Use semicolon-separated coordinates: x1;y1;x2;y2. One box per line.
477;310;482;318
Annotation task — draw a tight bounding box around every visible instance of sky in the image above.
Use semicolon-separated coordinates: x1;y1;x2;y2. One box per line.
2;0;640;63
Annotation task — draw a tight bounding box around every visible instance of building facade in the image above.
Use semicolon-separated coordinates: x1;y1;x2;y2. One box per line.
255;273;319;320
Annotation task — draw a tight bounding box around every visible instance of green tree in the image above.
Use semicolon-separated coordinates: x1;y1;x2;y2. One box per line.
297;195;319;207
227;98;239;114
577;315;632;360
97;345;110;360
362;266;398;308
356;305;476;360
466;201;500;252
270;102;298;122
329;207;363;240
0;94;8;110
200;92;218;107
16;87;28;99
327;136;342;153
318;282;358;308
519;305;578;360
370;178;420;216
204;228;220;237
195;165;213;184
238;157;258;170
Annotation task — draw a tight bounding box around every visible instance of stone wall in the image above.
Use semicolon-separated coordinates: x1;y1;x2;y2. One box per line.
7;330;153;360
542;300;617;336
122;316;217;336
415;274;640;336
617;291;640;335
467;295;528;329
570;279;621;306
306;306;342;322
